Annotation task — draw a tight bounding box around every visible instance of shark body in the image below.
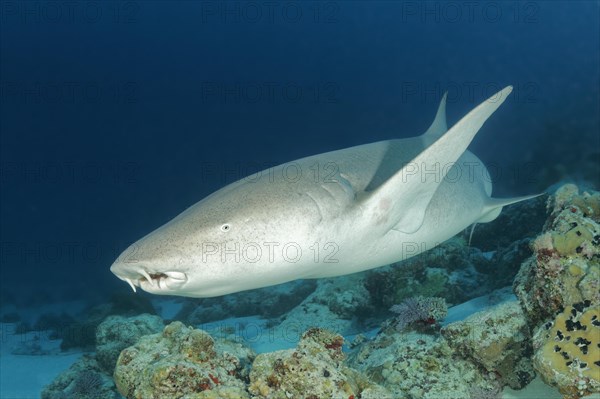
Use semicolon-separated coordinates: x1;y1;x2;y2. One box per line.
111;86;536;298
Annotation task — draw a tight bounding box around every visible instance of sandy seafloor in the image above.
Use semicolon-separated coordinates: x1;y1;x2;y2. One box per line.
2;293;597;399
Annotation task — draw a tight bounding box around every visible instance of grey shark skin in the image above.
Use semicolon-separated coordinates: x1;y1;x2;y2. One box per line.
111;86;536;298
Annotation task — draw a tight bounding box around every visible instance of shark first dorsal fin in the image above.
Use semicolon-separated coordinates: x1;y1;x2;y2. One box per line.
363;86;513;235
422;91;448;138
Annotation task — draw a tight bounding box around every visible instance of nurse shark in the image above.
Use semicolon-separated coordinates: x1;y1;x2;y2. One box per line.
111;85;537;297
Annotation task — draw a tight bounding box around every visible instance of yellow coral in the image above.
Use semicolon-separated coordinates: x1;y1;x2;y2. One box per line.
534;303;600;398
552;227;593;256
572;192;600;221
568;263;584;277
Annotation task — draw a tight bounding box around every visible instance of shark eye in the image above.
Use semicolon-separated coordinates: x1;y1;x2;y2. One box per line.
220;224;231;232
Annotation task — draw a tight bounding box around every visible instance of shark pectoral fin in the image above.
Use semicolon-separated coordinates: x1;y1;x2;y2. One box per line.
363;86;514;235
389;183;435;233
477;193;544;223
422;91;448;138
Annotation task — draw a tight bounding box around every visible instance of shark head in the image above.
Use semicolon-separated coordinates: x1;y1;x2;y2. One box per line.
110;176;323;297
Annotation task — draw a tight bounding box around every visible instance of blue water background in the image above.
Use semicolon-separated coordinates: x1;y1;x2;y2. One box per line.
0;1;598;303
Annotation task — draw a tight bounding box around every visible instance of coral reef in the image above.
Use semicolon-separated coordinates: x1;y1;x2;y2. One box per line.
512;184;600;398
346;325;499;399
469;194;548;251
441;300;534;389
514;184;600;326
478;237;535;291
113;321;254;399
364;238;492;311
415;196;546;297
180;280;317;325
60;292;157;350
42;183;600;399
273;274;372;338
42;314;164;398
532;302;599;398
95;313;164;374
112;322;391;398
41;355;118;399
249;327;391;399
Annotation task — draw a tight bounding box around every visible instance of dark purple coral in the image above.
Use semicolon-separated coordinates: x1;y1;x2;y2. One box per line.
389;296;447;330
469;386;502;399
70;370;103;397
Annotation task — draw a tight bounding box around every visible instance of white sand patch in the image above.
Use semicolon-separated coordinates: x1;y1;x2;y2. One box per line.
0;323;84;399
502;376;562;399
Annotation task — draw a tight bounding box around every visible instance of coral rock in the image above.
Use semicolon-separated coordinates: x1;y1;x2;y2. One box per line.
532;303;600;399
96;313;164;374
249;327;390;399
347;327;497;399
442;300;535;389
114;321;253;399
514;184;600;326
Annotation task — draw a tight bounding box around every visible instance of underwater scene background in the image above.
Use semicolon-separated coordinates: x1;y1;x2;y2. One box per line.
0;1;599;398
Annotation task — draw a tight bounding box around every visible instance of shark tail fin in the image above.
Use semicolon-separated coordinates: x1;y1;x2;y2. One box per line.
422;91;448;138
477;193;544;223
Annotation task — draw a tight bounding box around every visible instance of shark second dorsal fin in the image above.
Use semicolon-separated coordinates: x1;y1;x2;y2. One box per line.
476;193;543;223
422;91;448;138
363;86;513;235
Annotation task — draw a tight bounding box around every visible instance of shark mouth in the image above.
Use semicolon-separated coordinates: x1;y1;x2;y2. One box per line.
118;270;188;293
